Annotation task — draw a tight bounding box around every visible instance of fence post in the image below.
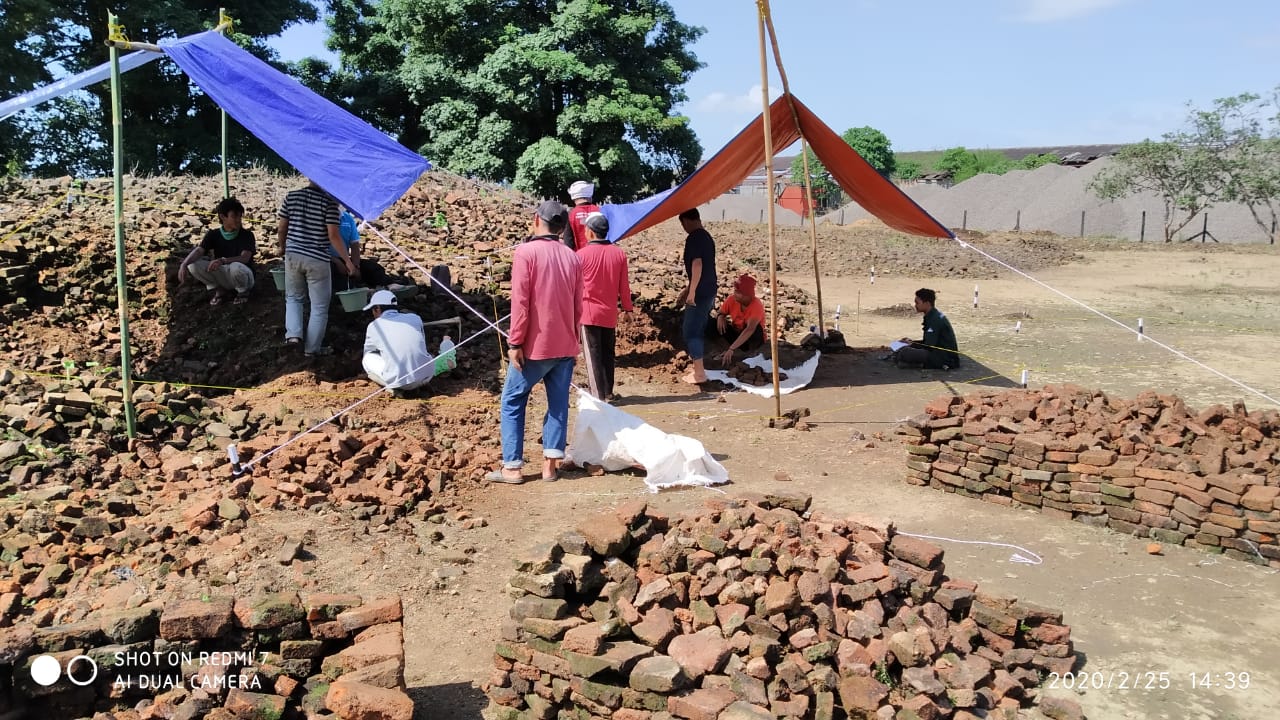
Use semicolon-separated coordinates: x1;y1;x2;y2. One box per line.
1201;213;1208;243
1271;217;1276;245
1079;210;1085;238
759;208;764;223
1014;209;1021;231
721;208;725;221
962;210;967;230
840;209;845;225
1140;210;1146;242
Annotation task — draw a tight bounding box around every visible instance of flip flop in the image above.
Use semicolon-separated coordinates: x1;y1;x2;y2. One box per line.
209;293;226;306
232;293;249;305
485;469;526;485
284;337;302;348
541;470;559;482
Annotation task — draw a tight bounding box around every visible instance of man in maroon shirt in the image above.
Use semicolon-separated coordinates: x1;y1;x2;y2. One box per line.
576;212;633;400
488;200;583;485
562;180;600;251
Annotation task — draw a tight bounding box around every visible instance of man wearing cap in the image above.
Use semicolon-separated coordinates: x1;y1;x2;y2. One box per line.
577;211;633;400
675;208;717;384
489;200;583;485
562;180;601;251
361;290;434;393
713;274;767;367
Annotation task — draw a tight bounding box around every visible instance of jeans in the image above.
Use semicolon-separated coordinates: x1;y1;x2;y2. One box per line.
499;356;574;468
682;296;715;360
284;253;332;354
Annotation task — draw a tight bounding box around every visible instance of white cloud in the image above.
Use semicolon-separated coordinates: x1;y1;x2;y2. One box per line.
695;84;783;114
1011;0;1128;23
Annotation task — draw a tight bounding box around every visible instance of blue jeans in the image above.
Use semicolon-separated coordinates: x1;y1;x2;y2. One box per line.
284;253;332;354
500;357;574;468
683;297;715;361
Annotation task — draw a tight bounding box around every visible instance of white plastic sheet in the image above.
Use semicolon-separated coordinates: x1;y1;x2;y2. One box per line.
705;351;822;398
565;391;729;492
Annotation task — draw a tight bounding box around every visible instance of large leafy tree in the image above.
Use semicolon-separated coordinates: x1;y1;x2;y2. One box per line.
2;0;316;178
370;0;704;200
789;125;896;207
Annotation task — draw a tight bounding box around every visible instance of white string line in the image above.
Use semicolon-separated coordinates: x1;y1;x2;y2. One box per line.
240;316;508;472
897;530;1044;565
361;221;511;341
955;238;1280;407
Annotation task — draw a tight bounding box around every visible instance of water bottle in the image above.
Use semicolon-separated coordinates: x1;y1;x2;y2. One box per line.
433;336;457;376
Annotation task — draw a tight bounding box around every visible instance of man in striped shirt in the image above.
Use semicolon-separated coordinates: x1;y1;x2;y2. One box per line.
277;180;355;357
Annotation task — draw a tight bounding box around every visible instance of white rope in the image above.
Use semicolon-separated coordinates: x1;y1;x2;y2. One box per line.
955;237;1280;407
897;530;1044;565
240;315;508;472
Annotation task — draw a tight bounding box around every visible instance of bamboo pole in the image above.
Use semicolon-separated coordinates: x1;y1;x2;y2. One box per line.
108;13;138;439
757;3;781;417
762;5;825;340
219;9;230;198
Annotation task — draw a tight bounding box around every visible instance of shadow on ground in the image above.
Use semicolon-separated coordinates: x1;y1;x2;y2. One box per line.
408;681;486;720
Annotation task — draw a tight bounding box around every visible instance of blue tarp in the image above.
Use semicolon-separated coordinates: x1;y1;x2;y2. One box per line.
0;51;159;122
160;31;429;221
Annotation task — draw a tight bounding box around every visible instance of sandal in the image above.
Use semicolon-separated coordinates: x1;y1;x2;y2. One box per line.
232;293;249;305
284;337;302;348
209;291;230;306
485;469;526;485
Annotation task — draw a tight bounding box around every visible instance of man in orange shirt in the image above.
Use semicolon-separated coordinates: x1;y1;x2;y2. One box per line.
713;274;766;367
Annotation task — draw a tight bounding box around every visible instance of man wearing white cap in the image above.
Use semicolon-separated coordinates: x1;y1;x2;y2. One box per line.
362;290;434;392
562;180;601;251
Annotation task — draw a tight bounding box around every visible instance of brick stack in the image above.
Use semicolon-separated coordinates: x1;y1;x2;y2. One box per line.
0;593;412;720
897;386;1280;567
481;493;1082;720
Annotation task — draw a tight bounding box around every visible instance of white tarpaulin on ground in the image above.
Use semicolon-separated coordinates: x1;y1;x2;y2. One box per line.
705;351;822;397
566;391;729;492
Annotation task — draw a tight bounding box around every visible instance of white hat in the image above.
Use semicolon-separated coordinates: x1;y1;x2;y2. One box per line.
568;180;594;200
362;289;398;311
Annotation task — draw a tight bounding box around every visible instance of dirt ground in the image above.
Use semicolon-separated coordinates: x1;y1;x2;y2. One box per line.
236;239;1280;720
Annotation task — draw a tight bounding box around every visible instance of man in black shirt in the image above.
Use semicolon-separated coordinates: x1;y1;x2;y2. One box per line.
178;197;256;305
894;288;961;370
675;208;717;383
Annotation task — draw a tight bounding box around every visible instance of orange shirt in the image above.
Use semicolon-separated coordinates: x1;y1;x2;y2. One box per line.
719;295;764;331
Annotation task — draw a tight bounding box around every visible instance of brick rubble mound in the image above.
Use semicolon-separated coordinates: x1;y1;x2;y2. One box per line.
481;493;1084;720
898;386;1280;567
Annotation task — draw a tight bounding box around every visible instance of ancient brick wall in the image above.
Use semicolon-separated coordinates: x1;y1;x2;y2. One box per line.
897;386;1280;567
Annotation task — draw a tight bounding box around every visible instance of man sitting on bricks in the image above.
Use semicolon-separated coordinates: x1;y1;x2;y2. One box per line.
177;197;256;305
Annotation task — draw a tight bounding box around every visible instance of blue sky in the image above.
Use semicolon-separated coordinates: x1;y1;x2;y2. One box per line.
272;0;1280;156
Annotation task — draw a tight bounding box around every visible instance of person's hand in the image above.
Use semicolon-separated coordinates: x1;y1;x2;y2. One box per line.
508;347;525;371
619;311;633;326
345;257;356;275
178;263;189;284
208;258;223;272
675;287;688;306
719;348;734;367
716;314;727;334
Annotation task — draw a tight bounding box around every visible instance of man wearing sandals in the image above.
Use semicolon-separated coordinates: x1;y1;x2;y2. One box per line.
277;180;355;357
488;200;582;485
178;197;256;305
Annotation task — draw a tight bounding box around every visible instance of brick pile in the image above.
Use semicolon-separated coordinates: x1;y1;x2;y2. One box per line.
481;493;1083;720
0;592;412;720
897;386;1280;567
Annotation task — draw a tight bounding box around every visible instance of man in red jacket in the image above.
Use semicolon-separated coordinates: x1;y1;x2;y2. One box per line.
488;200;583;485
576;212;633;400
562;180;600;251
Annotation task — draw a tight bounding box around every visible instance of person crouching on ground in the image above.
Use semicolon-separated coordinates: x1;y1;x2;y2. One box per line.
362;289;434;394
488;200;583;485
713;273;766;367
178;197;256;305
577;211;633;400
675;208;717;384
893;287;961;370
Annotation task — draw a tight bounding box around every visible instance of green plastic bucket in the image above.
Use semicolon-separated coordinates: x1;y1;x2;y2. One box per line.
336;287;370;313
270;268;286;292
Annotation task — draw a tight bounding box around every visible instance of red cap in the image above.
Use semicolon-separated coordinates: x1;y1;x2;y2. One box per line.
734;274;756;296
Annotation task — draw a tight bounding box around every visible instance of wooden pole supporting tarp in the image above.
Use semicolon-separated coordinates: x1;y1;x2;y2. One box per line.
756;2;782;417
762;4;826;341
107;13;138;438
218;9;230;199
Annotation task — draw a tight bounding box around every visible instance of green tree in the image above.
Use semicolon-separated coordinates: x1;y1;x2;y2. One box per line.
1015;153;1061;170
1090;92;1266;242
1216;88;1280;242
514;137;588;198
894;158;922;181
789;125;897;207
367;0;703;200
936;146;1012;183
2;0;317;178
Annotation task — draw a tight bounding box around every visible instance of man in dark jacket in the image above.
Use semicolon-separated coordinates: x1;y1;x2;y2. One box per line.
894;288;960;369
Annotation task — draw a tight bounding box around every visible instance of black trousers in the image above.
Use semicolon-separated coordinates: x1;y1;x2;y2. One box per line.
331;259;395;293
580;325;616;399
709;320;766;352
